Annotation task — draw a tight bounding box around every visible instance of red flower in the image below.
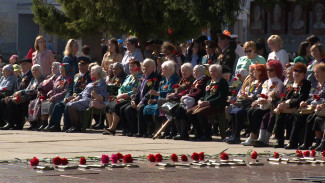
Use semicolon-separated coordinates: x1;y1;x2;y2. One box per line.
153;78;158;82
15;95;20;102
181;155;188;161
303;150;310;157
233;78;237;81
147;79;152;82
133;67;140;72
30;157;39;166
311;150;316;157
30;110;34;115
168;28;173;35
123;154;133;163
155;154;163;162
212;85;219;90
172;50;177;55
313;94;321;101
91;77;96;81
231;90;238;96
171;153;178;162
39;95;45;100
61;158;69;165
80;157;86;165
53;156;61;165
116;99;120;104
2;88;6;91
322;150;325;157
101;155;109;164
220;152;229;160
280;93;286;99
260;94;268;99
191;152;199;161
172;84;179;89
236;74;242;77
198;152;205;161
115;153;123;160
207;60;212;64
296;150;303;157
67;78;72;83
147;154;156;162
274;152;279;158
251;151;258;159
232;100;236;105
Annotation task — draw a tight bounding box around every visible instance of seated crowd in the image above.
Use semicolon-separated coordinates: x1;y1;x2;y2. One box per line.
1;33;325;152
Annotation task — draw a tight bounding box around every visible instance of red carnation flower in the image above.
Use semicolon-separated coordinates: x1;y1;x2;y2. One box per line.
30;157;39;166
172;84;179;89
181;154;188;161
296;150;303;157
168;28;173;35
280;93;286;99
274;152;279;159
153;78;158;82
232;100;236;105
2;88;6;91
212;85;219;90
39;95;45;100
198;152;205;161
30;109;34;115
53;156;61;165
116;99;120;104
311;150;316;157
191;152;199;161
303;151;310;157
147;154;156;162
172;50;177;55
123;154;133;163
67;78;72;83
61;158;69;165
220;152;229;160
91;77;96;81
147;79;152;82
115;153;123;160
233;78;237;81
236;74;241;77
101;155;109;164
15;95;20;102
80;157;86;165
133;67;140;72
313;94;321;101
251;151;258;159
155;154;163;162
207;59;212;64
322;150;325;157
260;94;268;99
171;154;178;162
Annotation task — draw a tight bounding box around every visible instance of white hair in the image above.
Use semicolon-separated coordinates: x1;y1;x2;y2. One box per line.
161;60;176;73
209;64;222;74
193;65;206;76
92;65;107;79
32;64;43;75
52;62;60;75
181;63;193;73
143;58;156;68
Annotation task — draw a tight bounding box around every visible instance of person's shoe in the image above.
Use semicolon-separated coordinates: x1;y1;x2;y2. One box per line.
103;129;116;136
226;137;241;144
67;128;81;133
0;124;12;130
252;140;268;147
284;143;298;149
127;133;134;137
309;138;321;150
62;126;71;132
92;123;104;129
66;127;75;133
241;138;255;146
298;144;310;150
37;121;48;131
273;139;284;148
315;138;325;151
49;126;61;132
134;133;143;137
165;134;176;139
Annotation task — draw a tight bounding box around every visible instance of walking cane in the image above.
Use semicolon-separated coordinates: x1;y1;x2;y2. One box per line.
153;118;172;140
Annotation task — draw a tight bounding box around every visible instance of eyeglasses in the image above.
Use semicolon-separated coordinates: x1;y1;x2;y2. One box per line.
244;50;253;53
267;68;274;72
293;69;304;73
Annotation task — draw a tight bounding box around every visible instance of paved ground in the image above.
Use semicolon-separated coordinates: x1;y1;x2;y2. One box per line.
0;125;324;182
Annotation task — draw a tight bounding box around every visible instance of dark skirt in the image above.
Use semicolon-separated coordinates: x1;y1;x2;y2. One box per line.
187;105;222;116
106;100;130;116
313;116;325;131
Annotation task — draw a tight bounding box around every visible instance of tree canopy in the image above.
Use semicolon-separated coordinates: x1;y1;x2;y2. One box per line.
32;0;243;44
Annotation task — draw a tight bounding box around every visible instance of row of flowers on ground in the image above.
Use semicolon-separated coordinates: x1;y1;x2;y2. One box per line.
29;150;325;166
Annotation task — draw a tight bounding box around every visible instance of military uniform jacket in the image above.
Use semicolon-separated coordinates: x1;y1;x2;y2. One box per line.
67;71;92;97
217;47;236;72
201;77;229;108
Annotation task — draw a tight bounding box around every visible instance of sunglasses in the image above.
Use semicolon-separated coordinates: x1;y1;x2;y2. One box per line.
244;50;252;53
293;69;304;73
267;69;274;72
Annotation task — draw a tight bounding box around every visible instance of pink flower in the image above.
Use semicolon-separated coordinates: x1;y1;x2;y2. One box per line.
101;154;109;164
111;154;118;164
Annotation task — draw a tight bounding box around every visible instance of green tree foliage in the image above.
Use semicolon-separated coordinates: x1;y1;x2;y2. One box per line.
32;0;243;44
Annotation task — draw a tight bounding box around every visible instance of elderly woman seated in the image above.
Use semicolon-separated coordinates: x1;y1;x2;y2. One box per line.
141;61;179;138
106;62;127;96
173;65;209;140
38;63;71;131
1;64;44;130
66;65;107;133
103;60;142;135
187;64;229;141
